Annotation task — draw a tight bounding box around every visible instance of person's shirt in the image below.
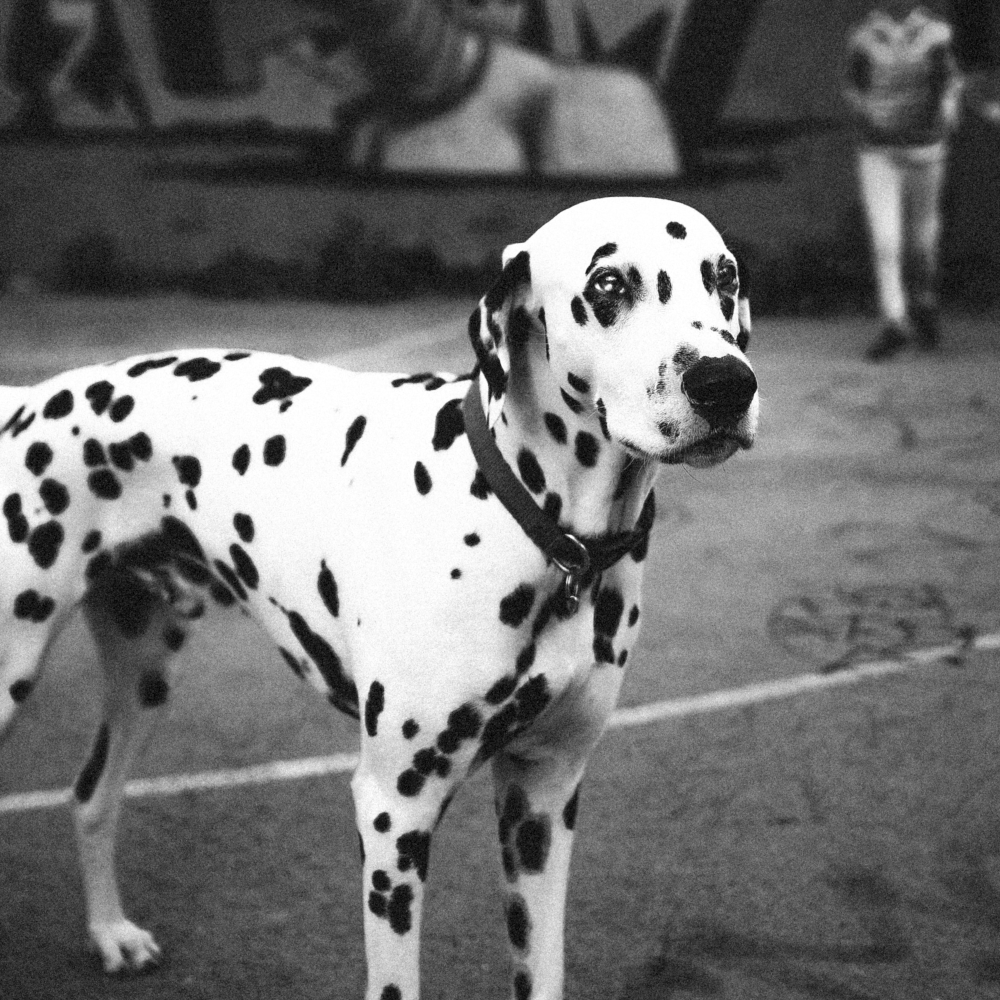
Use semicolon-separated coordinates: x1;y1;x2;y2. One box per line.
843;7;963;146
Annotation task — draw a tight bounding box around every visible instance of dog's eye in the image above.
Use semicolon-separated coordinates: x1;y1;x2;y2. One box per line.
589;269;626;297
717;260;738;294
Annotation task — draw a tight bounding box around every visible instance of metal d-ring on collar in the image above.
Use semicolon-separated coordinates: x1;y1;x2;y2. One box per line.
462;380;650;615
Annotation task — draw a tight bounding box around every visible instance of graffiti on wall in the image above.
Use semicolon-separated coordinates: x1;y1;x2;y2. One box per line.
0;0;761;177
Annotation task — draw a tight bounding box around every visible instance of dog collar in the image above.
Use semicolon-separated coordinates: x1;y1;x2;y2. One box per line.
462;381;654;614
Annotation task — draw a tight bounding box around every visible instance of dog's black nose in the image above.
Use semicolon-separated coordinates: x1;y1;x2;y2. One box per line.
681;356;757;425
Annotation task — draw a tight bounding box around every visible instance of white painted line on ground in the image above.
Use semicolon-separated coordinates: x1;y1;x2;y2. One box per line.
2;633;997;817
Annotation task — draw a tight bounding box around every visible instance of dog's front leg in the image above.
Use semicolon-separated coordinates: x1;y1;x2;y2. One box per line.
491;750;589;1000
351;759;448;1000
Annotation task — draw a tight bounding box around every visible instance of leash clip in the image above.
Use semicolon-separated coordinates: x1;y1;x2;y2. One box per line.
551;533;590;616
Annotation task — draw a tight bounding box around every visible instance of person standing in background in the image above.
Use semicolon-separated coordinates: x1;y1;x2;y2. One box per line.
843;5;964;361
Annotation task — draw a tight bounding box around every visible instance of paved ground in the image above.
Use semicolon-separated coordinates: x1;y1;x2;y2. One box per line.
1;295;1000;999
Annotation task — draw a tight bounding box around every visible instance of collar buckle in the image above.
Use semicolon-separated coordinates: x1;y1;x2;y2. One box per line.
551;533;590;616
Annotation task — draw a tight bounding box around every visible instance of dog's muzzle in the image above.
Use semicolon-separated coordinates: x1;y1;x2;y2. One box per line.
680;356;758;427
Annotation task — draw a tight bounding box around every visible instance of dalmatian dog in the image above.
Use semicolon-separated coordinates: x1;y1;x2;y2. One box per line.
0;197;759;1000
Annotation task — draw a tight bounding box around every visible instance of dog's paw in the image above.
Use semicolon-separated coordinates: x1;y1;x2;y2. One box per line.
89;920;162;974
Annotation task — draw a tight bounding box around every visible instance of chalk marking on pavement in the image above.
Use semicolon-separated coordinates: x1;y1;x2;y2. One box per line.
2;632;997;816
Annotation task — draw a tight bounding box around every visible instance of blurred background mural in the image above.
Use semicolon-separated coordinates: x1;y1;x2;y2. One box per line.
0;0;998;309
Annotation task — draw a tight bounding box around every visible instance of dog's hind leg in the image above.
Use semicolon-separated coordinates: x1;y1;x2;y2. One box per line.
0;619;61;742
73;575;187;974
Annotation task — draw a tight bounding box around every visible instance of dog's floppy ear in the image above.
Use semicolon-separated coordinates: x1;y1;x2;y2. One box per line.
735;254;751;352
468;246;531;428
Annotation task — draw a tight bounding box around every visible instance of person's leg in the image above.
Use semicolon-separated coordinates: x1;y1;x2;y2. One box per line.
903;143;949;349
857;145;909;360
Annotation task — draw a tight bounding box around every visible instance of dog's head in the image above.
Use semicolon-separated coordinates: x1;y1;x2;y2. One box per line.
469;197;759;468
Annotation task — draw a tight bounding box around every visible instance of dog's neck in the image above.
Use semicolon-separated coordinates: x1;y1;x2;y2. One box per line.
490;342;658;541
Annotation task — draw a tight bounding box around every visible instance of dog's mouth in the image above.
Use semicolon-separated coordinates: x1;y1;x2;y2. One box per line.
622;428;753;467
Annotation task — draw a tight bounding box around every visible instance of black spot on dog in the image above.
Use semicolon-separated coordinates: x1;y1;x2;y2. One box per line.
387;884;414;935
172;455;202;487
318;560;339;617
109;395;135;423
233;513;254;543
560;388;584;415
365;680;386;737
42;389;74;419
1;406;35;439
450;568;461;579
500;584;535;628
138;670;169;708
174;358;222;382
74;723;110;803
516;449;545;494
667;220;687;239
85;381;114;415
701;259;716;294
28;521;64;569
506;895;530;951
127;356;179;377
372;870;392;892
570;296;588;326
470;469;491;500
543;412;567;445
514;970;532;1000
412;746;451;779
628;604;640;627
25;442;53;476
253;366;312;404
279;646;306;678
374;812;392;833
285;610;358;718
402;719;419;739
9;678;35;703
185;490;197;511
486;675;518;705
563;785;581;830
542;492;562;523
436;703;482;753
83;438;106;467
342;415;366;467
397;769;425;796
263;435;286;466
657;269;672;303
108;442;134;472
230;543;259;589
414;461;432;495
574;431;599;468
13;589;55;622
396;830;431;881
232;444;251;475
618;649;628;666
594;587;625;637
213;560;247;602
464;532;480;546
432;398;465;451
128;435;152;464
567;372;590;394
515;644;536;675
380;986;402;1000
39;478;69;515
3;493;29;542
672;346;700;374
516;815;551;872
163;625;186;652
720;295;735;322
593;634;615;664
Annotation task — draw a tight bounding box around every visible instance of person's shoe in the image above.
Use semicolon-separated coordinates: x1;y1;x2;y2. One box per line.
866;323;908;362
912;304;941;351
